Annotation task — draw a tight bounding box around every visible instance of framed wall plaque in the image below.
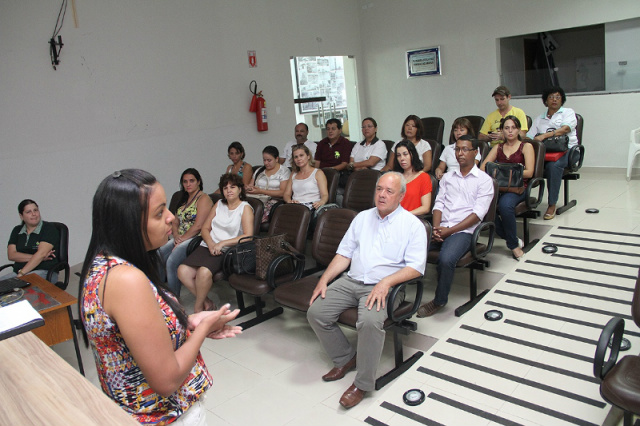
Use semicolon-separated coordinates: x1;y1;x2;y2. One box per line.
406;46;442;78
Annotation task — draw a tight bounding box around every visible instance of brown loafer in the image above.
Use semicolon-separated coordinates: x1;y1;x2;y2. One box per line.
339;384;366;409
417;300;444;318
322;354;356;382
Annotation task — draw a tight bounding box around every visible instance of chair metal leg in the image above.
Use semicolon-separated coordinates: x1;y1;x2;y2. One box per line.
455;262;489;317
237;304;283;330
374;323;424;390
556;175;578;215
67;306;84;376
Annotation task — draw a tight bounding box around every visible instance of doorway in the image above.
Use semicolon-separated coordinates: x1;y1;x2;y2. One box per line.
290;56;361;142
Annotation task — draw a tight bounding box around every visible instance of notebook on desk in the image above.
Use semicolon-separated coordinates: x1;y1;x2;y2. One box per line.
0;300;45;341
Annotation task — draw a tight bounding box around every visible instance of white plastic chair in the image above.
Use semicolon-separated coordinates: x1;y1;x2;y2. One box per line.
627;127;640;181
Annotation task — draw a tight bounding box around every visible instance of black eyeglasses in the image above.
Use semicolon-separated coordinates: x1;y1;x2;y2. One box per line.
454;147;476;153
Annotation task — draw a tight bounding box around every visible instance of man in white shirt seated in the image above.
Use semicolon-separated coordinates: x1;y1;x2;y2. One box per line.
417;137;494;318
280;122;317;166
307;172;428;409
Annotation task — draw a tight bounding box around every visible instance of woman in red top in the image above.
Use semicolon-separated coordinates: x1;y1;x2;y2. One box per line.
393;140;432;216
481;116;534;260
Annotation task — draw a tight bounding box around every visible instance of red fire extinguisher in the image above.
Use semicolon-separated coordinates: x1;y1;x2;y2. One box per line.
256;93;268;132
249;80;268;132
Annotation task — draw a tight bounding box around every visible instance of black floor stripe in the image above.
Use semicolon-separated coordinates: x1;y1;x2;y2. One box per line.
431;352;605;408
523;260;638;280
514;270;633;292
379;401;445;426
543;242;640;258
550;253;640;269
485;300;640;339
446;338;599;384
504;319;598;346
494;289;634;320
427;392;525;426
557;226;640;238
418;367;599;426
364;416;388;426
505;279;632;305
549;234;640;248
460;324;593;363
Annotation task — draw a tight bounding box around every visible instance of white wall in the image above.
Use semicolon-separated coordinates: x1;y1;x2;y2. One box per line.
0;0;363;265
357;0;640;168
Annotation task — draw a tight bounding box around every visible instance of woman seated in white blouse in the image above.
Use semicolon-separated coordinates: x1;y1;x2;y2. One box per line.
246;146;290;223
348;117;387;172
435;118;481;179
178;173;254;312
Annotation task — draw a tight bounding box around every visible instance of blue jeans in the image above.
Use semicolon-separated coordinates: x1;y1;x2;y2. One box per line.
544;152;569;206
157;238;194;296
431;232;473;306
495;192;526;250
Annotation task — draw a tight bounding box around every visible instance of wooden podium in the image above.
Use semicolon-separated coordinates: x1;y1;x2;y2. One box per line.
0;332;138;426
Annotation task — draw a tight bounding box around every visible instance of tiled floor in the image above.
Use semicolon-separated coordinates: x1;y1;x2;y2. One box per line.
53;168;639;426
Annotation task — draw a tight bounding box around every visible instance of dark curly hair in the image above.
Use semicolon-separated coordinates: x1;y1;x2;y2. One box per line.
218;173;247;203
541;86;566;106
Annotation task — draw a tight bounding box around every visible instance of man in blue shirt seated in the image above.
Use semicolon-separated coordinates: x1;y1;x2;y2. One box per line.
307;172;428;409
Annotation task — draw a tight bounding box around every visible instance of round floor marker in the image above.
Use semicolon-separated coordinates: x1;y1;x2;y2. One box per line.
609;336;632;352
542;245;558;254
403;389;425;406
484;310;503;321
585;208;599;214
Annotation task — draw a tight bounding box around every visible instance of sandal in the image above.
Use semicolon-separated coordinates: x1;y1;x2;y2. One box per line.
544;206;556;220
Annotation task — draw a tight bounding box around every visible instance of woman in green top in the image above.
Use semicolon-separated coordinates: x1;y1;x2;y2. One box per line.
157;169;213;296
1;199;59;281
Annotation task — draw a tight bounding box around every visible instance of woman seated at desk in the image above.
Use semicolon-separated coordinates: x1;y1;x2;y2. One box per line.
179;173;254;313
246;145;290;223
1;199;59;282
80;169;241;425
393;140;432;216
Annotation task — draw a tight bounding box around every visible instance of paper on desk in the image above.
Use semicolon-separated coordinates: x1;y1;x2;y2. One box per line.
0;300;45;339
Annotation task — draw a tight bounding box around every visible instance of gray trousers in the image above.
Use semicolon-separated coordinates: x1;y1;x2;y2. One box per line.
307;275;396;391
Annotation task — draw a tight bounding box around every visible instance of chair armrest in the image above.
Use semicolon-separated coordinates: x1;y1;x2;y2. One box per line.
387;278;423;322
594;317;625;381
470;221;495;259
525;177;546;209
0;263;13;273
186;236;203;256
567;145;585;173
47;261;70;290
267;253;305;289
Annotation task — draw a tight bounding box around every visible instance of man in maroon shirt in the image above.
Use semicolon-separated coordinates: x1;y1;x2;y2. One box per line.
314;118;352;171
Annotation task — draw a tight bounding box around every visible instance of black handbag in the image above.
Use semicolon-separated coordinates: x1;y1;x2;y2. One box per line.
485;162;525;194
226;236;256;275
542;134;569;152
